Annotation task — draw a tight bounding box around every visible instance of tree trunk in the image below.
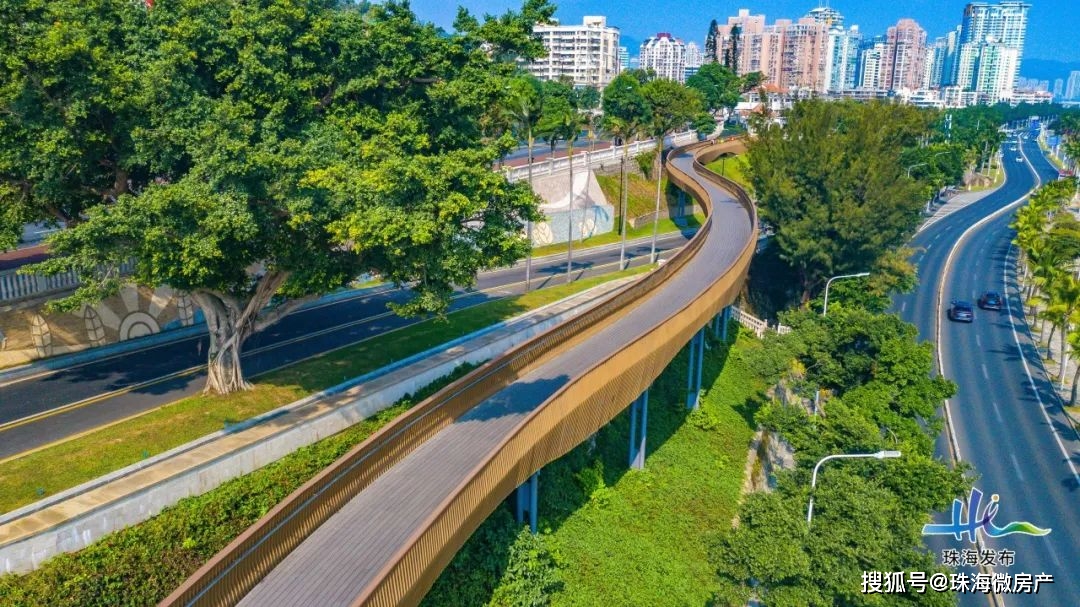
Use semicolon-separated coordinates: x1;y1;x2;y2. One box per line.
650;137;664;264
525;132;534;291
618;141;630;270
191;271;306;395
1070;362;1080;405
566;140;575;284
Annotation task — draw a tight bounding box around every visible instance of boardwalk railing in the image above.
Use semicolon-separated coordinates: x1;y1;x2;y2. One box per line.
503;130;700;182
731;306;791;338
162;137;756;607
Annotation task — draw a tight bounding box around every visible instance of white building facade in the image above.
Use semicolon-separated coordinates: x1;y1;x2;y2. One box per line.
528;16;621;89
640;33;688;82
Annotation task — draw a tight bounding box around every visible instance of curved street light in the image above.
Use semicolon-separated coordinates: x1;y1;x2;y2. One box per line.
822;272;870;316
807;450;902;527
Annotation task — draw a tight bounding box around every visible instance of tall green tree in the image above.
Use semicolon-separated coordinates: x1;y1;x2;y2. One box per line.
602;72;650;270
504;73;546;290
22;0;549;393
538;95;590;283
640;79;703;263
686;63;742;117
747;100;929;303
0;0;150;251
703;19;719;63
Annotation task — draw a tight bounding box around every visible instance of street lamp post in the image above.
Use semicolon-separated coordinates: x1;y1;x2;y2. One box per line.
807;450;902;526
822;272;870;316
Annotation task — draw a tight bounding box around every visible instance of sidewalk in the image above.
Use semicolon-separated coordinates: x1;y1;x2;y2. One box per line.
0;275;637;574
918;178;1006;233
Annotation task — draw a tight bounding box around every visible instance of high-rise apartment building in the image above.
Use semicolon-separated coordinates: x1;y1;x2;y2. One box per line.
972;44;1019;102
825;25;861;93
949;2;1029;100
617;46;629;72
881;19;927;92
639;33;688;82
528;16;621;89
805;6;860;94
1053;78;1064;99
684;41;704;80
714;9;830;93
1067;71;1080;100
857;41;887;90
923;36;949;89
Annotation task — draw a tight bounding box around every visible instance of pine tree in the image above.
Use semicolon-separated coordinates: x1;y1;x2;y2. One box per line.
704;19;719;63
725;25;742;72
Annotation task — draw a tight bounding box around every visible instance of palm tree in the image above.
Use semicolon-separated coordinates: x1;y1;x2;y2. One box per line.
539;97;590;283
603;115;643;270
640;79;703;263
504;75;544;291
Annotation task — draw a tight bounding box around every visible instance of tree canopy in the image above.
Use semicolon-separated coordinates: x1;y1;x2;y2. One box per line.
715;308;967;606
747;100;929;303
16;0;550;393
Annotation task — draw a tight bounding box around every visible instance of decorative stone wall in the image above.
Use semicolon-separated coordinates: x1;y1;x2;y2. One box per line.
528;169;615;246
0;286;201;369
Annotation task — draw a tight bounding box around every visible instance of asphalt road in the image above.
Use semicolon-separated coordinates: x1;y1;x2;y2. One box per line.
895;134;1080;605
0;231;694;460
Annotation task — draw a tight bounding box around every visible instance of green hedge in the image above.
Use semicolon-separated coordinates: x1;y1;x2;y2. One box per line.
0;364;477;607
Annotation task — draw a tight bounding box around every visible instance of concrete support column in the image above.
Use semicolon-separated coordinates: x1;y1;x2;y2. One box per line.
628;389;649;470
687;329;706;410
686;332;698;409
516;472;540;533
721;306;731;343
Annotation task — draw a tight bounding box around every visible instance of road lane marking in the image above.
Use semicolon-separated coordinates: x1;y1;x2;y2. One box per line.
901;302;907;312
992;401;1004;424
1003;245;1080;489
977;335;982;347
1010;453;1024;481
982;364;990;380
935;138;1038;467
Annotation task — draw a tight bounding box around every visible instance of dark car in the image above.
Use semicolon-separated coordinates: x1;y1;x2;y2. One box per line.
979;291;1003;311
948;300;974;323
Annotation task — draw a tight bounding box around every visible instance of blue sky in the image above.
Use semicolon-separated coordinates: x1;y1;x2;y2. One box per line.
409;1;1079;64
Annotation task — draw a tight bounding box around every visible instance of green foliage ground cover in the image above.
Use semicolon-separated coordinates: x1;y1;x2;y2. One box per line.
0;365;477;607
423;325;765;606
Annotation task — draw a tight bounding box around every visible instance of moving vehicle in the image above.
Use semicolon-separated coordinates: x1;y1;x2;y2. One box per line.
978;291;1003;311
948;300;974;323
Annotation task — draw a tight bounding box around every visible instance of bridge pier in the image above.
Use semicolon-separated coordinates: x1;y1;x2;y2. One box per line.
515;471;539;533
628;389;649;470
687;329;706;410
721;306;731;343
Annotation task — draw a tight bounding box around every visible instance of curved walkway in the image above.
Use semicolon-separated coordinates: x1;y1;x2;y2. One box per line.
165;139;756;607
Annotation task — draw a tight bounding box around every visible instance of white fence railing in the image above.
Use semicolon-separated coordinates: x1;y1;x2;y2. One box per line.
732;306;790;338
0;261;136;304
503;130;699;182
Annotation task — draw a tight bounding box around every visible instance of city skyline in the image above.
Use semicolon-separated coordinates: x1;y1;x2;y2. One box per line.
411;0;1079;63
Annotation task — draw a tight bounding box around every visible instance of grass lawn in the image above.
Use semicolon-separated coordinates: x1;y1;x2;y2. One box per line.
704;155;751;191
0;267;651;514
545;332;763;606
424;328;767;606
530;214;704;259
595;173;677;220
